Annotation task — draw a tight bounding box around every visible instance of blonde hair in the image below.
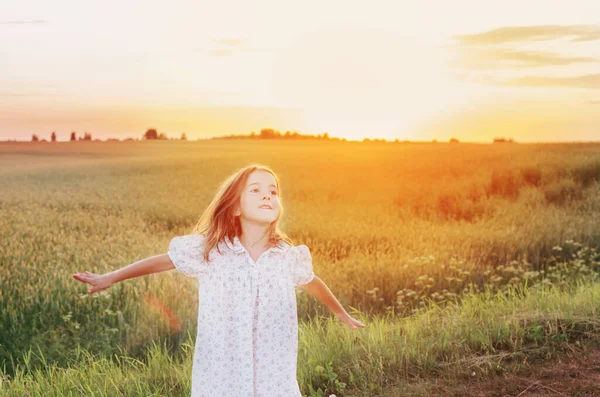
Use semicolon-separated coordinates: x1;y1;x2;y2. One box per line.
192;164;294;261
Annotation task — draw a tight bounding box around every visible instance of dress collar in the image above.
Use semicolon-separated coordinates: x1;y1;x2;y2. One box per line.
224;235;289;253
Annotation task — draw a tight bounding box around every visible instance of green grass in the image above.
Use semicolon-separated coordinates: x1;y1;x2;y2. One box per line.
1;140;599;395
3;279;600;396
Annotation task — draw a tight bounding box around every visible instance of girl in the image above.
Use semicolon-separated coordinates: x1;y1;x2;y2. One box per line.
73;164;366;397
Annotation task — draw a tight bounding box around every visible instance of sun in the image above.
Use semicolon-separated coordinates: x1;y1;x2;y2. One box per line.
269;26;479;141
301;108;411;141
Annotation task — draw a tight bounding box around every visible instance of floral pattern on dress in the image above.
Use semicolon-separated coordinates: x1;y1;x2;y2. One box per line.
167;233;315;397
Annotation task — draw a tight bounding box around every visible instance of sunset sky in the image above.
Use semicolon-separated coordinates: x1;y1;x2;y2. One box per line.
1;1;599;142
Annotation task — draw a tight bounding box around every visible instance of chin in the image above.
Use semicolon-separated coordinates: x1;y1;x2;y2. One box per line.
256;212;277;220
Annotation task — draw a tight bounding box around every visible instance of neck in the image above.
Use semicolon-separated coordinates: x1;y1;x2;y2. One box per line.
238;222;272;250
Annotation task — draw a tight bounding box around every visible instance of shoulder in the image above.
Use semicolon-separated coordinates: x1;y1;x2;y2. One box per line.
288;244;315;285
288;244;311;262
171;233;206;242
289;244;309;254
169;233;207;250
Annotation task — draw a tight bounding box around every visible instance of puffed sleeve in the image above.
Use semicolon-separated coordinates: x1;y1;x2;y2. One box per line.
291;245;315;286
167;234;209;278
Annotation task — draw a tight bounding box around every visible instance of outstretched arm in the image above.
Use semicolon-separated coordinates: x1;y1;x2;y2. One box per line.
72;253;176;294
299;276;366;330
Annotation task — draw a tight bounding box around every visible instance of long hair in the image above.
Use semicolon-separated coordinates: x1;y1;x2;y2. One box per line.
192;164;294;262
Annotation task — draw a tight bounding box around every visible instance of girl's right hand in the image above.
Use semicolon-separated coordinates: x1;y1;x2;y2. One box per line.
72;272;114;294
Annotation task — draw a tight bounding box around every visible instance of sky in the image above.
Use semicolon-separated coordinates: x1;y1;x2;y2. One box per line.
1;0;599;142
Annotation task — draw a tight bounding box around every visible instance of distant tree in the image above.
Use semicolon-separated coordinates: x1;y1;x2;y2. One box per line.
32;134;39;142
432;139;438;143
144;128;158;140
493;137;515;143
51;131;56;142
449;137;460;144
70;132;77;141
78;132;92;141
158;132;168;140
260;128;277;139
181;132;187;140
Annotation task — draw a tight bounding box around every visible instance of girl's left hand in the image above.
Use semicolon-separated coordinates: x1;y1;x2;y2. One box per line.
334;311;366;330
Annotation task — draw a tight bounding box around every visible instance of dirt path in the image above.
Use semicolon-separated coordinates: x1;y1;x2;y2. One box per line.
380;343;600;397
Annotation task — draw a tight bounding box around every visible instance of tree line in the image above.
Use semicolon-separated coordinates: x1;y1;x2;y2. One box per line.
20;128;516;144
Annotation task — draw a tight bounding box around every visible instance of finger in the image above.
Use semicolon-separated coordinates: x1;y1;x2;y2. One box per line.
73;274;92;284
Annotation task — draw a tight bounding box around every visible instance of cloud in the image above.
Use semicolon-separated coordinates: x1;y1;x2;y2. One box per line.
501;74;600;89
195;37;271;57
0;20;47;25
206;48;235;57
211;38;245;47
456;47;597;69
451;25;600;90
0;92;58;97
454;24;600;45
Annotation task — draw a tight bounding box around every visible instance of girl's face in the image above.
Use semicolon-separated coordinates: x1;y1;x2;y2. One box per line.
237;170;280;224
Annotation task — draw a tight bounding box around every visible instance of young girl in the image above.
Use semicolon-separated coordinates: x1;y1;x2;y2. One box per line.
73;164;366;397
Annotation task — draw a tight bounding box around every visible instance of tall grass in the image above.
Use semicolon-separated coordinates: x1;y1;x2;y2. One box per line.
3;278;599;396
1;140;599;388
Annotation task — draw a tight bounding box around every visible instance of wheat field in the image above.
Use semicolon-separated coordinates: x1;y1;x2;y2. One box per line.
1;140;599;396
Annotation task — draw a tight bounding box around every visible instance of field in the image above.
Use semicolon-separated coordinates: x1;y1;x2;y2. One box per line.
1;140;600;396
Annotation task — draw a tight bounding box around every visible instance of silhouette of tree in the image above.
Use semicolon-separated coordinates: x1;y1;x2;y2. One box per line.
181;132;187;140
493;137;515;143
158;132;168;140
78;132;92;141
449;137;460;144
51;131;56;142
144;128;158;140
70;132;77;141
260;128;275;138
31;134;39;142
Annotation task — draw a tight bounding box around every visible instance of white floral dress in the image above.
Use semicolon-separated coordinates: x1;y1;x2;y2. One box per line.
167;233;315;397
